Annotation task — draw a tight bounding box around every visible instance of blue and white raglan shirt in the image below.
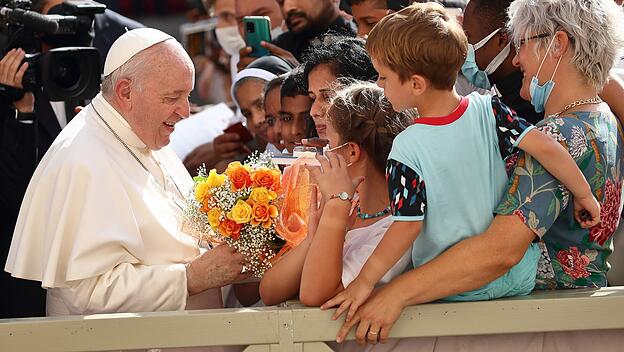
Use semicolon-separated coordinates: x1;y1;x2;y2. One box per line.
386;92;540;301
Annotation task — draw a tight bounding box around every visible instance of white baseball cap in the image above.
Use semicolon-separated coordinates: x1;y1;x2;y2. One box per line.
103;28;174;76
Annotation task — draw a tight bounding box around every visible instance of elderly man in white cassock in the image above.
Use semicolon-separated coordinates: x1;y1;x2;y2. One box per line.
4;28;247;316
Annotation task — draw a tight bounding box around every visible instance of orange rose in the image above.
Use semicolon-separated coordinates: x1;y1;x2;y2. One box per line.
251;168;281;191
225;162;252;191
251;202;279;228
219;218;242;240
200;199;212;214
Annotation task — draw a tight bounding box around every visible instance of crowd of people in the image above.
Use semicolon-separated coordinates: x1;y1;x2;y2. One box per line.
2;0;624;350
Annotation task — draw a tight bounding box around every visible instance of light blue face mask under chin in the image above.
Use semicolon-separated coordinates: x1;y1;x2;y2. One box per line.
528;36;562;113
461;28;511;90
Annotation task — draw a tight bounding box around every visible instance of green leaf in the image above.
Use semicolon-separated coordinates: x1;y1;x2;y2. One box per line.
525;156;534;174
577;150;593;170
497;193;521;213
547;198;555;216
532;165;546;176
193;176;207;182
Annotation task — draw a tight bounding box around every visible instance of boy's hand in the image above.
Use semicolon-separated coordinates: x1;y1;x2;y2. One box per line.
574;194;601;228
321;277;374;323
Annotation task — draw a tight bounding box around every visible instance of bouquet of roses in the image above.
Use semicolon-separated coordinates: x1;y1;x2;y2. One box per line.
182;153;287;277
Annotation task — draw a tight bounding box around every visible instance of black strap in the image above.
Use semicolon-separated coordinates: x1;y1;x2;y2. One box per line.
64;100;78;123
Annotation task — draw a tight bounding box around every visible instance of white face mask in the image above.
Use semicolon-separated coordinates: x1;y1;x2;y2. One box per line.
461;28;511;89
271;25;285;39
215;26;246;56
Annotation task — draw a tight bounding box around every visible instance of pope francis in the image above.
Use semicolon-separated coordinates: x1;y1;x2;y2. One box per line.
4;28;247;316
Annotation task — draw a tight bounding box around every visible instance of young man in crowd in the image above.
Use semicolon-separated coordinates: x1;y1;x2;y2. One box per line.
280;68;314;151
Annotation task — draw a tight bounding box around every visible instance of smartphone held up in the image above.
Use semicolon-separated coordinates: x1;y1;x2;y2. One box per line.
243;16;272;57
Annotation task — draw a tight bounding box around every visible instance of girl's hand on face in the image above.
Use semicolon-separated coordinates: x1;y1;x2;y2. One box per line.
309;152;364;203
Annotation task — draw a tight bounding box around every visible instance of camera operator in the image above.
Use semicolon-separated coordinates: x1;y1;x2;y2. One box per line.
0;0;142;319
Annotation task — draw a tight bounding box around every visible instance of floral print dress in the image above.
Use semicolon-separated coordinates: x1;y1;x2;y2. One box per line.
496;108;624;289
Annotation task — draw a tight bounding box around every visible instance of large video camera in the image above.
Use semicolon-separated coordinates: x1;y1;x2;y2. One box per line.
0;0;105;101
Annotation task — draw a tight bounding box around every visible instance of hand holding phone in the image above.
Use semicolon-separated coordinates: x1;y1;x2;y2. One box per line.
243;16;272;57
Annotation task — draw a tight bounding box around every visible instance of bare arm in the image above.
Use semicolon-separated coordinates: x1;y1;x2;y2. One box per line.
517;129;599;227
258;237;312;306
357;221;420;287
299;201;351;306
321;221;420;321
334;215;537;343
260;184;324;306
233;282;261;307
600;72;624;122
392;215;534;306
518;129;591;198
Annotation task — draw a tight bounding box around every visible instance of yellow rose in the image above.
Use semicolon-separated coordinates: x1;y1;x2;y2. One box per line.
229;199;253;224
194;181;210;202
225;162;252;190
207;208;222;228
249;187;277;204
251;168;281;191
206;169;226;188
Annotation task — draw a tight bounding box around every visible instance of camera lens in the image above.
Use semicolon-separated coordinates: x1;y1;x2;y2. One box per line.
246;21;255;33
51;55;82;90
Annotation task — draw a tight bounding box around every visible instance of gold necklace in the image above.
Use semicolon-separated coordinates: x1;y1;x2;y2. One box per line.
553;97;602;117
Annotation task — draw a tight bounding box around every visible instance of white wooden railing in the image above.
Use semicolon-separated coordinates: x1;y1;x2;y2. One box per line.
1;287;623;351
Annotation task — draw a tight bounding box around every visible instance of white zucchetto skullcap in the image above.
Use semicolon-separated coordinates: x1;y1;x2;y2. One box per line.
103;28;174;76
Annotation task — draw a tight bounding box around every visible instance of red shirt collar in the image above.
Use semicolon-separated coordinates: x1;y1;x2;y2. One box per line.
413;96;469;126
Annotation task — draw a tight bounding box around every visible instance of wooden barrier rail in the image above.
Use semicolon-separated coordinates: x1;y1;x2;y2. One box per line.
1;287;623;351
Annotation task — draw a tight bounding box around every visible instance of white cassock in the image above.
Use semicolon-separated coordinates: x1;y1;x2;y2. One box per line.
5;93;222;316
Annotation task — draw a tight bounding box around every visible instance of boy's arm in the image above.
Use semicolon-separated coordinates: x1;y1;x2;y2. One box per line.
517;129;599;227
492;97;599;227
322;158;426;320
356;221;421;288
358;158;426;286
517;129;591;198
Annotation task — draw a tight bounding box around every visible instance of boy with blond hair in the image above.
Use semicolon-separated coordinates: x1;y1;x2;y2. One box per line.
322;2;601;326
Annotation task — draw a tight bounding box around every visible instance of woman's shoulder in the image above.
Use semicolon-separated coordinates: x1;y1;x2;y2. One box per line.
540;107;618;134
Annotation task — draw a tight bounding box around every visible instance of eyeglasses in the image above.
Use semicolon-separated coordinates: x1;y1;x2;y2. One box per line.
514;33;550;52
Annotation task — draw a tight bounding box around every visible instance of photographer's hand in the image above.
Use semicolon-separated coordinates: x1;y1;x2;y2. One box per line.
13;92;34;113
1;48;34;113
0;48;28;89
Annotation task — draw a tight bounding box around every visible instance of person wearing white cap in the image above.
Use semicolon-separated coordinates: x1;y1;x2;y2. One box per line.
5;27;248;317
